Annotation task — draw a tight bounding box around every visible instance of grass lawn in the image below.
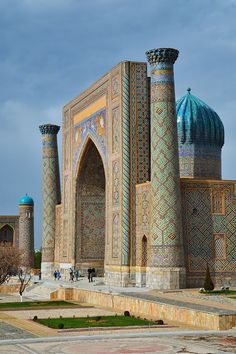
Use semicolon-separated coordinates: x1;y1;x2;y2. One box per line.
37;316;157;329
202;290;236;295
0;301;78;309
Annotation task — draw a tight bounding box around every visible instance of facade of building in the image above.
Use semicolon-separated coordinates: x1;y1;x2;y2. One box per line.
0;195;35;268
40;48;236;289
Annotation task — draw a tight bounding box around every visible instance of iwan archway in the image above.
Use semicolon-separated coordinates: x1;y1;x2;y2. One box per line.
75;138;106;275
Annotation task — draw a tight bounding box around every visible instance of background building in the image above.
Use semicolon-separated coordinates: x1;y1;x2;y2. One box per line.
0;194;34;268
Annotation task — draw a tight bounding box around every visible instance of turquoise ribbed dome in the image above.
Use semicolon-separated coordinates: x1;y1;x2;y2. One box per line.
176;88;224;147
19;194;34;205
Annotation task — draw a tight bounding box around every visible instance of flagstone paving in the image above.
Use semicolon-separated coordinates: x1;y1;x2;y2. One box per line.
0;332;236;353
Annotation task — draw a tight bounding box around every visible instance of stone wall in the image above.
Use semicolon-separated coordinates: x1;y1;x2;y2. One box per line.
51;287;236;330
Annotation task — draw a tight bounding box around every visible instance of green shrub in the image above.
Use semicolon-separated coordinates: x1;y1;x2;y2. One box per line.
124;310;130;317
58;323;64;329
203;263;214;291
95;316;102;321
155;319;164;325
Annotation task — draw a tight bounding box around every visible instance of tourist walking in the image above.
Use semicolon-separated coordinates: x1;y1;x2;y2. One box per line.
75;270;80;281
69;268;74;282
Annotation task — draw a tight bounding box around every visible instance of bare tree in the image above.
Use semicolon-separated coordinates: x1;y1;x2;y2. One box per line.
18;270;31;302
0;244;21;285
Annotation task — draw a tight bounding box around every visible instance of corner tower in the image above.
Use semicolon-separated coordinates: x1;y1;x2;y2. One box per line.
39;124;61;277
146;48;186;289
19;194;34;267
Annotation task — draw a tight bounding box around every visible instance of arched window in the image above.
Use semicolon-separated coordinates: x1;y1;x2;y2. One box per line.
141;235;147;267
0;225;14;245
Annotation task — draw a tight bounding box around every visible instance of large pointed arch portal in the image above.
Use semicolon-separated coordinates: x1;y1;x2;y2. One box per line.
75;139;106;275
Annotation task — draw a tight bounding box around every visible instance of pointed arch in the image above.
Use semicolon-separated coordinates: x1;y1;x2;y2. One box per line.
75;138;106;275
0;224;14;246
141;235;147;268
75;134;106;181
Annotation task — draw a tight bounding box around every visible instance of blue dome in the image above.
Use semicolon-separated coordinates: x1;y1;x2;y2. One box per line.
176;88;224;147
19;194;34;205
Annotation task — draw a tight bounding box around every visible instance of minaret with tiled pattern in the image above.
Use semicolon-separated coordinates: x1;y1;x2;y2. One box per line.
39;124;61;277
145;48;186;289
19;196;34;268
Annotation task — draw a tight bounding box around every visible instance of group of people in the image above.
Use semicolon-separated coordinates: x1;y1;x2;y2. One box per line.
52;267;96;282
69;268;80;282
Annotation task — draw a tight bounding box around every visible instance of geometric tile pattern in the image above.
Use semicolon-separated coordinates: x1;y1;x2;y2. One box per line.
39;125;61;263
129;62;150;265
73;108;107;172
112;107;119;153
19;205;34;267
112;212;119;258
214;234;226;260
146;49;185;267
182;181;236;273
112;161;119;207
212;189;225;214
135;183;151;267
121;63;130;265
179;144;222;179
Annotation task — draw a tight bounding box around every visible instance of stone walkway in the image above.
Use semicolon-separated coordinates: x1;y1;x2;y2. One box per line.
0;332;236;353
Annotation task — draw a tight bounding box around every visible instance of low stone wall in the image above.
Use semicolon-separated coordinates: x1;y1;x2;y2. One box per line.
50;287;236;330
0;284;20;294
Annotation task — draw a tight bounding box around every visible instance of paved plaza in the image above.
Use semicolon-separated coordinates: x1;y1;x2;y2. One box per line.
0;332;236;353
0;278;236;353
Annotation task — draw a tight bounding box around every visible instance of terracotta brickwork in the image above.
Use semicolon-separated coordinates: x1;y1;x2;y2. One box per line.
19;204;34;267
39;124;61;275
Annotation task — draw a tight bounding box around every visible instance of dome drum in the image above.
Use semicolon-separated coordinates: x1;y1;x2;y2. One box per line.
179;144;222;179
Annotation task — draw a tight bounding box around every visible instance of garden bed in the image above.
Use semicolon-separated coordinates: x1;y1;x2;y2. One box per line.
0;300;80;309
36;315;159;329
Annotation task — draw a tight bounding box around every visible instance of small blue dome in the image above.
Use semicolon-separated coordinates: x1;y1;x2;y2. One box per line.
19;194;34;205
176;88;224;147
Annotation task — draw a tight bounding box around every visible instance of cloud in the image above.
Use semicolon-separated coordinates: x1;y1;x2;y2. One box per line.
0;0;236;248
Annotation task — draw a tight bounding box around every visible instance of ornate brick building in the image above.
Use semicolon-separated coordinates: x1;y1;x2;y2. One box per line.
0;195;34;268
40;48;236;289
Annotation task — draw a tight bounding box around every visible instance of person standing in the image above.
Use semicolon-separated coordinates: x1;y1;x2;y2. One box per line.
69;268;74;282
75;270;80;281
88;267;92;282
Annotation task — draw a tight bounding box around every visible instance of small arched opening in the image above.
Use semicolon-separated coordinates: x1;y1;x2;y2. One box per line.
0;225;14;246
141;235;147;268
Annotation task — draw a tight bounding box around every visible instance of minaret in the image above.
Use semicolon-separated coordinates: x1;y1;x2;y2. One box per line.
145;48;186;289
19;194;34;268
39;124;61;277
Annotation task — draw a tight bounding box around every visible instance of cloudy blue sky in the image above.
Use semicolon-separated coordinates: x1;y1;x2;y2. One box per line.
0;0;235;248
